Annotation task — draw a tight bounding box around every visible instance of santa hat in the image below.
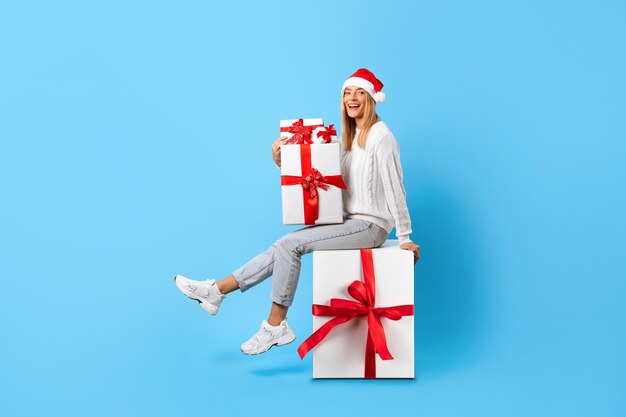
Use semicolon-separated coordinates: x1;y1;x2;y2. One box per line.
341;68;385;103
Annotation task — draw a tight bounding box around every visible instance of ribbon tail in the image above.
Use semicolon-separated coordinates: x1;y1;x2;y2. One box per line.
368;311;394;361
297;316;354;359
303;189;318;225
364;332;376;379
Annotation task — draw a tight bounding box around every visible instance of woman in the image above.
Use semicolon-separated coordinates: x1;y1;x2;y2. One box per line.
175;68;420;355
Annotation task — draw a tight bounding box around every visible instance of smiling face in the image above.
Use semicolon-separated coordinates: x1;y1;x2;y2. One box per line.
343;86;369;120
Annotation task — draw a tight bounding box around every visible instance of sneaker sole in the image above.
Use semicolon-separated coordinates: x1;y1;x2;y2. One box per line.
240;332;297;355
174;275;219;315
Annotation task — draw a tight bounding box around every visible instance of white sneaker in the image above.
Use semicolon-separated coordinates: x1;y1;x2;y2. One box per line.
174;274;224;315
240;320;296;355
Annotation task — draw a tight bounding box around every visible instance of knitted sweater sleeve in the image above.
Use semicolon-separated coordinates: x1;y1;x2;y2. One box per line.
377;135;413;244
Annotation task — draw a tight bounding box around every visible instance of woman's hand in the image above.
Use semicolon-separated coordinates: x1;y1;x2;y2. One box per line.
400;242;420;264
272;136;288;168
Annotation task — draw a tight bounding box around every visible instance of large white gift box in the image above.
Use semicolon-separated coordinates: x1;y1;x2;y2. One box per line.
298;241;415;379
280;118;345;225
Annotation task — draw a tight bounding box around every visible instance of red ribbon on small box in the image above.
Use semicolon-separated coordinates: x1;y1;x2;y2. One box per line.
281;144;346;225
316;124;337;143
297;249;414;378
281;119;324;144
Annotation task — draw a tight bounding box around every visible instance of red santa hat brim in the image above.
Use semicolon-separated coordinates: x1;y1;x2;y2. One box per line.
341;69;386;103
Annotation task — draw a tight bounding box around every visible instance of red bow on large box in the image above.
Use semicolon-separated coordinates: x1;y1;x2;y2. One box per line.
281;119;324;144
280;144;346;225
297;249;414;378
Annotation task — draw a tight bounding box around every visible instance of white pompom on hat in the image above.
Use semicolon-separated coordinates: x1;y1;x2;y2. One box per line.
341;68;386;103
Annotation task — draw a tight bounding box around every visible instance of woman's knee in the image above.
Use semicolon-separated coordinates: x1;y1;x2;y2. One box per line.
275;234;304;256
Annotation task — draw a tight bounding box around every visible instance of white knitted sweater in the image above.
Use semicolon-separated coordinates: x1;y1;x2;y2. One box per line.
341;121;413;244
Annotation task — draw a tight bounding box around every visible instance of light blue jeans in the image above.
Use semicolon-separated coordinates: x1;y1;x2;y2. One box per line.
232;218;389;306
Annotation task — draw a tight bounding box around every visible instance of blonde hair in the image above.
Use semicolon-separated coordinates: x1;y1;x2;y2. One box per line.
341;92;379;151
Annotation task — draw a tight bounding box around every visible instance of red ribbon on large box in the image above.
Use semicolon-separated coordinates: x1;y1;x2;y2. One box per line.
281;119;324;144
297;248;414;378
281;144;346;225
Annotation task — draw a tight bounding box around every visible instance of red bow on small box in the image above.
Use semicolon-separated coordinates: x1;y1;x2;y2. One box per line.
281;144;346;225
316;124;337;143
280;119;324;144
297;249;414;378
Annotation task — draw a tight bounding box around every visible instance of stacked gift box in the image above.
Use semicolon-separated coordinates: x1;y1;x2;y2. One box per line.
279;118;344;225
277;119;415;379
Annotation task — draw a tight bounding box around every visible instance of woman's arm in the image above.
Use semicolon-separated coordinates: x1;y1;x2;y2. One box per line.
377;137;420;262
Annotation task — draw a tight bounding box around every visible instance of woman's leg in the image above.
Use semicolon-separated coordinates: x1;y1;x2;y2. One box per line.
216;275;239;294
237;219;388;355
267;302;289;326
222;219;387;322
268;219;388;318
226;238;282;293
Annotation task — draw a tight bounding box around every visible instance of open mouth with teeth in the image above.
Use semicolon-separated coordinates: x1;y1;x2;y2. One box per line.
347;103;360;110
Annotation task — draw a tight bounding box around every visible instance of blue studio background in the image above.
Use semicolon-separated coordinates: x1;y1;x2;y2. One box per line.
1;0;625;416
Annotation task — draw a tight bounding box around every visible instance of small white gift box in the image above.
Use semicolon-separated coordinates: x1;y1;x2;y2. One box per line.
280;118;325;144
